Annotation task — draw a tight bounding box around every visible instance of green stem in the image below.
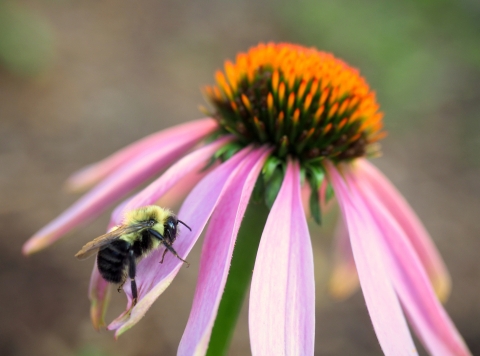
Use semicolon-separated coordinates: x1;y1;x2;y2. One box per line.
206;202;270;356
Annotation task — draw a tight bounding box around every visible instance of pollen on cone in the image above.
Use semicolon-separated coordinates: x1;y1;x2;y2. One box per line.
204;42;384;163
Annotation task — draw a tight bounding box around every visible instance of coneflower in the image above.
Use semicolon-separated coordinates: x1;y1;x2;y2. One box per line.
24;43;470;356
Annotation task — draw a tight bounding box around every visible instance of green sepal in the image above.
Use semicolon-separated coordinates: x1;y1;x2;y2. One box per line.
251;173;265;204
217;141;243;161
309;188;321;225
262;155;282;181
325;182;335;203
264;168;284;209
278;136;289;157
203;141;243;171
307;164;325;184
305;165;325;225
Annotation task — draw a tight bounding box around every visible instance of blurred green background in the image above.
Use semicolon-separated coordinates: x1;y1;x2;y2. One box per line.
1;0;479;355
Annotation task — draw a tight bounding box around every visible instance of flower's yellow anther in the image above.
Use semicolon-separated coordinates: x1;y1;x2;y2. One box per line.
293;109;300;124
298;81;308;100
303;93;313;112
319;88;329;106
338;118;348;131
224;61;238;92
313;106;324;125
329;103;339;118
267;93;274;113
272;70;280;94
215;71;233;99
278;82;286;106
287;93;295;113
241;94;252;112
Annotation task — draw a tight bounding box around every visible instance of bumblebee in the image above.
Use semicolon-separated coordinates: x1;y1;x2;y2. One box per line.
75;206;190;305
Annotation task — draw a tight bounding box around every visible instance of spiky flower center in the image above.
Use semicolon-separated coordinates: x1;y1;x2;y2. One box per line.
205;43;385;163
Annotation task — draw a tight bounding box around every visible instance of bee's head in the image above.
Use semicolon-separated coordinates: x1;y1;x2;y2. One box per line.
163;216;178;243
163;216;191;244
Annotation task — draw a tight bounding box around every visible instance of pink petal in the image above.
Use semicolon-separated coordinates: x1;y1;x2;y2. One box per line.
326;162;417;355
65;118;218;192
249;160;315;356
356;159;451;301
328;216;360;300
88;264;111;330
349;172;471;356
110;136;231;225
108;147;257;336
23;125;213;255
154;164;212;210
178;147;270;356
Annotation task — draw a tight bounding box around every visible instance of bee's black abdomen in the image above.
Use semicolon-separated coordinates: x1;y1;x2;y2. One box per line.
97;240;130;283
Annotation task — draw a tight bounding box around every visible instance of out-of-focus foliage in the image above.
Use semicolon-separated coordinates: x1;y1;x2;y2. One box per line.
282;0;480;125
0;1;54;76
278;0;480;164
75;346;110;356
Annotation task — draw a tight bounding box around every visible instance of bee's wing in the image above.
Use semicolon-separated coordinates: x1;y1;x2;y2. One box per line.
75;223;148;260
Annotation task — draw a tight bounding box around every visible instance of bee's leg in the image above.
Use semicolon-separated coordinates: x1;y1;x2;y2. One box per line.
128;249;138;306
162;243;190;268
149;229;190;267
159;248;168;264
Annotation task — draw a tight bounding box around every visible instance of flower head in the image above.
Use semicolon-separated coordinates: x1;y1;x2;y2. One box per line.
206;43;384;162
24;43;470;355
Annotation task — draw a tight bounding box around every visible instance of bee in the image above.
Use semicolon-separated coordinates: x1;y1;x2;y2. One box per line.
75;206;190;306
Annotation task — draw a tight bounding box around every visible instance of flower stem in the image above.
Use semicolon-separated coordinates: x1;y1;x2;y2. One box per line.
206;201;269;356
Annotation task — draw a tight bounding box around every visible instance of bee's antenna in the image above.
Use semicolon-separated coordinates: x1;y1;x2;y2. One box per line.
177;220;191;231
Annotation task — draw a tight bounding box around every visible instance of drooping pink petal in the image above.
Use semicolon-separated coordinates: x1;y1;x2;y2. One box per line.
108;147;260;337
110;136;231;225
328;216;360;300
326;162;417;355
349;172;471;356
154;164;212;210
88;264;111;330
356;159;451;301
65;118;218;192
23;125;214;255
249;160;315;356
178;147;270;356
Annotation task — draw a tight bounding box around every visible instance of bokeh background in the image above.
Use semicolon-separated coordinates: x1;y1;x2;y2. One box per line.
1;0;480;355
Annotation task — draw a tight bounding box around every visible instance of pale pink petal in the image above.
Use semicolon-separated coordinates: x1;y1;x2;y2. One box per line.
88;264;111;330
108;147;258;336
65;118;218;192
23;126;212;255
154;164;212;210
328;216;360;300
350;173;471;356
327;162;417;355
178;148;270;356
110;136;231;224
356;159;451;301
249;160;315;356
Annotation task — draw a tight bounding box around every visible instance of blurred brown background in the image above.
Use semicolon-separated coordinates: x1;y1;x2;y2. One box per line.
1;0;479;355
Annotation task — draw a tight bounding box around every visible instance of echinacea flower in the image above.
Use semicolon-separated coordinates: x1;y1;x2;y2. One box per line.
24;43;471;355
